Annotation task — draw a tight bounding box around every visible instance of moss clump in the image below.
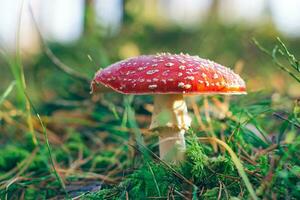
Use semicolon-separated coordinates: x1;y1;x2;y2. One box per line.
0;145;29;172
83;135;244;199
83;162;180;199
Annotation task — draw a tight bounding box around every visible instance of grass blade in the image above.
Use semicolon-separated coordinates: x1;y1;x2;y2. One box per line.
199;137;258;200
146;162;161;196
24;92;70;199
253;38;300;83
0;81;16;108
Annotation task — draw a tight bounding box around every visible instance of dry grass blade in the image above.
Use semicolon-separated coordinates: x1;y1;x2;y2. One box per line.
273;113;300;129
11;0;37;145
190;97;207;131
203;97;218;152
0;148;38;184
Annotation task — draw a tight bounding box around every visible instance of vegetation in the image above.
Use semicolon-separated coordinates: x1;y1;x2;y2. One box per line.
0;1;299;199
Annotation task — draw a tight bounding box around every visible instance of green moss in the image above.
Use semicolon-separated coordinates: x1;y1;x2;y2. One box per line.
27;150;48;172
0;145;29;172
92;151;117;168
83;135;244;199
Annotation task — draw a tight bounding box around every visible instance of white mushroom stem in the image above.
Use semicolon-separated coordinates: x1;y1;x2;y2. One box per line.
150;94;191;163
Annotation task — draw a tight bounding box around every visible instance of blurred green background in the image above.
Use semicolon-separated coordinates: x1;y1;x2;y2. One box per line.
1;0;300;105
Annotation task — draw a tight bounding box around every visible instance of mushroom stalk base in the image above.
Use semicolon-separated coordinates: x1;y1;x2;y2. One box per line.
150;94;191;163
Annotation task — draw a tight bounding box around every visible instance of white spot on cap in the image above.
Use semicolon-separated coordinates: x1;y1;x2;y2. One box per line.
152;64;158;67
178;82;185;88
162;70;170;76
162;79;167;84
198;80;204;84
165;62;174;67
153;78;159;82
185;84;192;89
148;84;157;89
146;69;159;75
178;72;183;77
202;73;207;78
179;65;185;70
213;73;219;79
185;76;194;80
178;59;186;64
178;82;191;89
126;71;135;75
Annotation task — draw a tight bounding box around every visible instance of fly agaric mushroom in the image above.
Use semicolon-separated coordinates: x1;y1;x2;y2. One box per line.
91;53;246;163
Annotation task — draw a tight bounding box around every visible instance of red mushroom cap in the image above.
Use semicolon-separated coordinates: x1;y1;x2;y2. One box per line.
91;53;246;95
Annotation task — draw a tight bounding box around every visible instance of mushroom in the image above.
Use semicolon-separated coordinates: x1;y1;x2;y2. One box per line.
91;53;246;163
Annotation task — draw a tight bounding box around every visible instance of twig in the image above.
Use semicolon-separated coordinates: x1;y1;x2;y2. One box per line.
217;181;222;200
173;190;190;200
273;112;300;129
44;47;90;82
253;144;279;161
56;170;116;184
